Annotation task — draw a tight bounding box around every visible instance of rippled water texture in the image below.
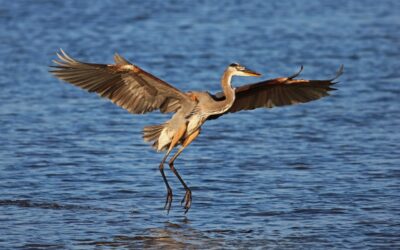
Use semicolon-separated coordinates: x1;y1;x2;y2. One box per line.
1;0;399;249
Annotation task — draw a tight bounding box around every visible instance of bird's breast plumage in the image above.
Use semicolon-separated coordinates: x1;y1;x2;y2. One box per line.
186;113;205;135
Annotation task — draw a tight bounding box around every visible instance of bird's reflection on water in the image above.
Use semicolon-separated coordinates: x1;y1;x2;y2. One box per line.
89;220;223;249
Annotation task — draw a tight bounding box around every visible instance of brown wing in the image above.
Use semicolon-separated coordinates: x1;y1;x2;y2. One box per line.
50;49;193;114
209;65;343;119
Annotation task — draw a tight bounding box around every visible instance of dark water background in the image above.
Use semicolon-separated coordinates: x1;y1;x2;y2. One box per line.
1;0;399;249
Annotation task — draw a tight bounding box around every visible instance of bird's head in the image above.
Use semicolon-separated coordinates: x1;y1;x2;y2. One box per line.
228;62;261;77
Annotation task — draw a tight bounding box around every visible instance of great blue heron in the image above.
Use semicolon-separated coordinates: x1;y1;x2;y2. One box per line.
50;50;343;213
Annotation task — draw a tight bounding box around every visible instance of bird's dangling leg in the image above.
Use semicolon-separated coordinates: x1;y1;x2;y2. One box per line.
159;125;187;213
168;129;201;214
159;151;173;212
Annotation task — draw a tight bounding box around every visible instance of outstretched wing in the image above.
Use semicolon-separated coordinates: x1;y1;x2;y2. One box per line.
50;49;193;114
209;65;343;119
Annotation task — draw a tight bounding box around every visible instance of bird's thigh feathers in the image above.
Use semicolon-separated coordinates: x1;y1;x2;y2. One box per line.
157;128;176;152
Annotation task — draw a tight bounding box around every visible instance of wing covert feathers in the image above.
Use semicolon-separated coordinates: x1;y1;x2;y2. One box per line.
50;49;192;114
208;65;343;119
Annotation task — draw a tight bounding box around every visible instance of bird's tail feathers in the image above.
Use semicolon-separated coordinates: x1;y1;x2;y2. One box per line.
143;124;167;151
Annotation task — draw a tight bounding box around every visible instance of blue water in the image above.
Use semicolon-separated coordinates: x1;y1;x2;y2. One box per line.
1;0;399;249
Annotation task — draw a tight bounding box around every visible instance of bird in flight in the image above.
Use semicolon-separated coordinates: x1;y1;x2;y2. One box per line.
50;50;343;213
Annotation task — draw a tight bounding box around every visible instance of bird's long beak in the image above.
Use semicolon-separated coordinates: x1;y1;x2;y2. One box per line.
242;68;262;77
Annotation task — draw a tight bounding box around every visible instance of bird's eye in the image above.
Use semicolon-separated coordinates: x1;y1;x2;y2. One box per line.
230;63;239;67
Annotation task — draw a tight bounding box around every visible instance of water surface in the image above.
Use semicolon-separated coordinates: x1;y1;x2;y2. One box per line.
0;0;399;249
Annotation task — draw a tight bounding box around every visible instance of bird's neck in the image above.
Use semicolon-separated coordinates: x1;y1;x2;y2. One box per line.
221;70;236;106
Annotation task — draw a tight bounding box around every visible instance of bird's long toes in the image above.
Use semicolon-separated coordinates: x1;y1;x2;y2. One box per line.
184;199;192;214
182;189;192;213
164;188;173;213
180;189;190;205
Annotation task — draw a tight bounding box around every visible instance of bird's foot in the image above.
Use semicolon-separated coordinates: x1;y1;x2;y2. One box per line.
181;189;192;213
164;188;173;213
